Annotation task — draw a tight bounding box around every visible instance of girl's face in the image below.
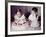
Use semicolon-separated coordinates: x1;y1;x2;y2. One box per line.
17;11;21;17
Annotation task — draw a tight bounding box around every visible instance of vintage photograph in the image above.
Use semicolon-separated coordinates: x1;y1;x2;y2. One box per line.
11;6;41;31
7;1;45;35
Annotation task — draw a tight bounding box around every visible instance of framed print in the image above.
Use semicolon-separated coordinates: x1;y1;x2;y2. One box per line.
5;1;45;36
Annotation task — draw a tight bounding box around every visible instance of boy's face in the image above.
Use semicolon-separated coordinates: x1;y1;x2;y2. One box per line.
31;10;38;15
17;11;21;17
31;11;35;14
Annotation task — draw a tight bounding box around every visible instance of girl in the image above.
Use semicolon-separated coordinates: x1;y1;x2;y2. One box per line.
12;9;28;31
12;9;23;31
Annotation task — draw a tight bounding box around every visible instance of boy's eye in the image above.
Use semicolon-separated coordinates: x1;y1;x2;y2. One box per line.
29;20;32;22
15;22;17;24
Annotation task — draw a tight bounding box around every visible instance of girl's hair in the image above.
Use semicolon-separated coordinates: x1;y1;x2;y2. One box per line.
11;9;22;22
15;8;22;15
24;12;30;19
32;7;38;13
11;16;15;22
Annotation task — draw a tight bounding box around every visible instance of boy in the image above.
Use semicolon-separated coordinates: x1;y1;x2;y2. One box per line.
29;7;39;30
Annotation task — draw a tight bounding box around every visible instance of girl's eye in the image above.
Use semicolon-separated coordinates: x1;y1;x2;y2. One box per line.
23;22;26;24
19;23;22;25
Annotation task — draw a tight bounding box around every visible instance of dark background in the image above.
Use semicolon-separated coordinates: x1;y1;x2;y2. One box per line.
11;5;41;22
11;5;41;17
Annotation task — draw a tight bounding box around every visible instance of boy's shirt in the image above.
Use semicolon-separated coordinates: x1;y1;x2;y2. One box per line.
29;13;39;28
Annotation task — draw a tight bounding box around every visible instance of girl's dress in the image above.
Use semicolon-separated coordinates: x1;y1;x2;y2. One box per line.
12;14;28;31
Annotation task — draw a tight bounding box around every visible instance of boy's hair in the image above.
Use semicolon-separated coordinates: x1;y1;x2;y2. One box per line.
32;7;38;13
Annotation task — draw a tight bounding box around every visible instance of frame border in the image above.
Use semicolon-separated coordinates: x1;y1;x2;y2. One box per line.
5;1;45;37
